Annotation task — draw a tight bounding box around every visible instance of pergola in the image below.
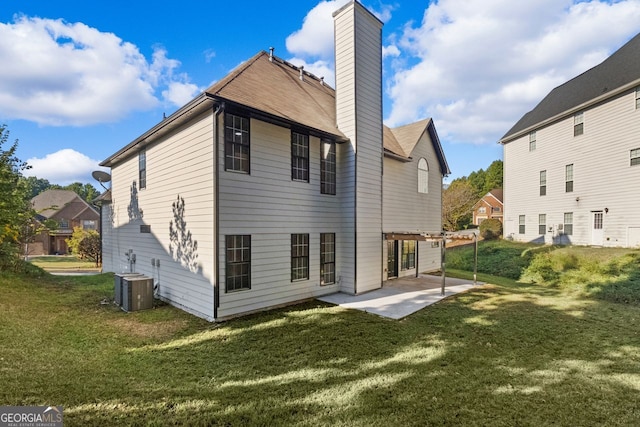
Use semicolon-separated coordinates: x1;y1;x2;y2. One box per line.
384;231;479;296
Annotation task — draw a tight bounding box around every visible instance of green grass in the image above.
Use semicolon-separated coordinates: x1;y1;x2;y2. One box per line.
1;270;639;426
28;255;98;270
448;241;640;305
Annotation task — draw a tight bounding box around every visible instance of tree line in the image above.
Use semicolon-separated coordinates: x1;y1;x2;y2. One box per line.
0;125;101;271
443;159;503;231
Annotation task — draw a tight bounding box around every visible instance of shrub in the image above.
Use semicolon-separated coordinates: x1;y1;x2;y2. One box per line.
479;219;503;240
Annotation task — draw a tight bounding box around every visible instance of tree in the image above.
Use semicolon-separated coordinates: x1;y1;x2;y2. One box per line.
66;227;101;267
0;125;32;268
482;160;503;194
21;176;53;199
442;180;477;231
64;182;100;204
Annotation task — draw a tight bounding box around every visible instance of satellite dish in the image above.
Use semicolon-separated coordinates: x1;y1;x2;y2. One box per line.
92;170;111;190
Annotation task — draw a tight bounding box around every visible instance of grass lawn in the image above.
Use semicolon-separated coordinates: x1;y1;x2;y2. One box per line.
1;267;639;426
28;255;99;271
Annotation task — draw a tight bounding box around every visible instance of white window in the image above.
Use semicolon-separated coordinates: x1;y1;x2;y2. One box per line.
538;214;546;235
564;213;573;235
418;158;429;193
529;131;536;151
478;207;486;214
636;87;640;109
565;164;574;192
539;170;546;196
631;148;640;166
574;112;584;136
519;215;525;234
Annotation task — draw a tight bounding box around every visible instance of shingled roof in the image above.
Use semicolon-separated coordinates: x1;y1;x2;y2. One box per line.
500;32;640;143
102;50;450;176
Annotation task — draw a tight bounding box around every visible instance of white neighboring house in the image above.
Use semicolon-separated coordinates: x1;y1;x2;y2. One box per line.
99;0;450;321
499;32;640;248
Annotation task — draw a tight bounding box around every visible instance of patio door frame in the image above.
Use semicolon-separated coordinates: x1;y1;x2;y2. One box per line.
387;240;398;279
591;210;604;246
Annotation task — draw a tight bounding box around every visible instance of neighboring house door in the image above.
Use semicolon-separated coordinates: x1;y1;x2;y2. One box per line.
387;241;398;279
591;211;604;246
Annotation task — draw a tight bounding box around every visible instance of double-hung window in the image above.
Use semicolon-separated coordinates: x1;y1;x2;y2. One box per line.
321;141;336;195
565;164;574;192
291;234;309;281
564;213;573;235
636;87;640;109
320;233;335;285
225;113;250;173
139;149;146;189
519;215;526;234
631;148;640;166
291;132;309;181
539;170;546;196
574;112;584;136
226;235;251;291
538;214;546;235
418;158;429;193
401;240;416;270
529;131;537;151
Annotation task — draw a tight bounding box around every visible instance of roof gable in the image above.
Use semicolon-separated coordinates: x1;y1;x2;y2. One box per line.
501;32;640;142
206;51;345;140
31;189;97;219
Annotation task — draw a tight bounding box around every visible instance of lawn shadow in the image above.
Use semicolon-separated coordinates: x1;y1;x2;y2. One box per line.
59;281;640;426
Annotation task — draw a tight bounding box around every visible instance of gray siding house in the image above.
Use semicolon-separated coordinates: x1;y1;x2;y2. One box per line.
99;0;450;321
500;32;640;248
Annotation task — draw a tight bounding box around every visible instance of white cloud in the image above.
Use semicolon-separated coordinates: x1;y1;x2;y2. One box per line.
382;44;401;58
25;149;108;186
0;16;195;126
386;0;640;144
286;0;350;59
162;82;200;106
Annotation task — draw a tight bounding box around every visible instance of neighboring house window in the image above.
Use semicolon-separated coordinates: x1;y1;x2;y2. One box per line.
539;170;546;196
565;164;574;192
418;158;429;193
478;207;486;214
491;207;501;213
321;141;336;195
139;149;146;189
636;87;640;109
225;113;250;173
519;215;525;234
225;235;251;291
539;214;546;235
320;233;335;285
291;132;309;182
82;220;97;230
631;148;640;166
59;219;69;229
291;234;309;281
564;212;573;235
529;131;536;151
574;112;584;136
401;240;416;270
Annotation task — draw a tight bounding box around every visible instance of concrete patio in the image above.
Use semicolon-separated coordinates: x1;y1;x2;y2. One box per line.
317;274;482;320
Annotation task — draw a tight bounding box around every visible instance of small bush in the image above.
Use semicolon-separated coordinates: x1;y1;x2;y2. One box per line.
479;219;502;240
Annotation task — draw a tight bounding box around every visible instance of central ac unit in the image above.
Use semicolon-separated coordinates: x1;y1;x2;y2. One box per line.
114;273;144;306
121;276;154;312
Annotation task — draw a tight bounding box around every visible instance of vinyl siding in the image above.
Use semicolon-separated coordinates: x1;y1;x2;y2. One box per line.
217;119;341;319
103;111;216;320
383;131;443;278
335;2;384;293
504;88;640;247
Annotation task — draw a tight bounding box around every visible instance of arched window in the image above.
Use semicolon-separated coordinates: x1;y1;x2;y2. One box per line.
418;158;429;193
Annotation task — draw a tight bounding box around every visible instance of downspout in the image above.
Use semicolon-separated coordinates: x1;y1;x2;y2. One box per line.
213;102;224;320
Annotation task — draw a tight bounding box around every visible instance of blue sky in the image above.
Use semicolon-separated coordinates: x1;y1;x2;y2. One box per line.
1;0;640;186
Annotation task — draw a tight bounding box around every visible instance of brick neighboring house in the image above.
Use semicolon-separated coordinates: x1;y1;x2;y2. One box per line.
472;189;503;226
30;189;100;255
